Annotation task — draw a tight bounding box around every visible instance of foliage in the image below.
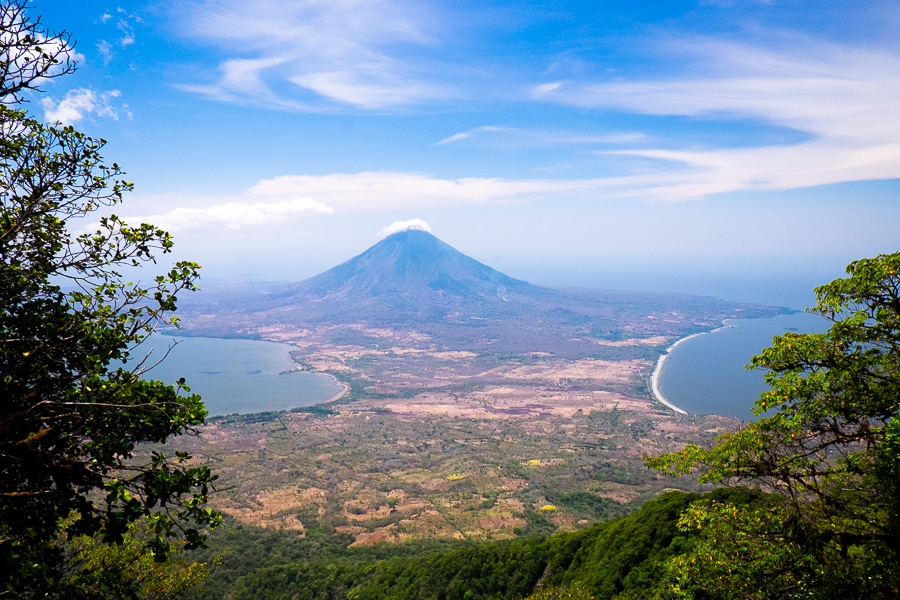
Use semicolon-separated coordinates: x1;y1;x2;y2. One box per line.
647;252;900;599
183;490;728;600
521;586;594;600
0;2;219;595
63;518;218;600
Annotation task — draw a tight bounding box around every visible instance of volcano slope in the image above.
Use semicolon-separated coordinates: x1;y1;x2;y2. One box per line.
173;230;788;543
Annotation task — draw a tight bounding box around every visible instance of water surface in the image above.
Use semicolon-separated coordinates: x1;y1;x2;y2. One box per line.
657;312;829;420
132;336;343;416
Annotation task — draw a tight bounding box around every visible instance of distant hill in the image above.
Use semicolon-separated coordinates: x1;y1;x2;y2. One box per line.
178;229;789;355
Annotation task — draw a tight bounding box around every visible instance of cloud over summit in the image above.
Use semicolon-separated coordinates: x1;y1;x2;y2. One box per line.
381;219;432;236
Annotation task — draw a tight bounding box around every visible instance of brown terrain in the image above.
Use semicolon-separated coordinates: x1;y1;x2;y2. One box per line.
172;230;784;545
175;320;747;546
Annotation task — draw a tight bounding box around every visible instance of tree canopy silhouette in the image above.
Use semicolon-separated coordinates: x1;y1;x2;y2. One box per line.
0;2;219;595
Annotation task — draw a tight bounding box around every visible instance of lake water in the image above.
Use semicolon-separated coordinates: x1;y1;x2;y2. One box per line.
132;336;344;416
657;312;829;420
138;314;826;420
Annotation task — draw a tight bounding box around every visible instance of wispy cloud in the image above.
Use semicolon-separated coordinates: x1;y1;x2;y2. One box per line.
93;8;141;64
436;131;472;145
436;126;508;145
96;40;113;65
179;57;306;110
244;170;682;210
533;81;563;94
125;197;333;232
42;88;122;124
247;171;564;210
436;126;644;147
174;0;446;110
116;8;139;47
533;38;900;198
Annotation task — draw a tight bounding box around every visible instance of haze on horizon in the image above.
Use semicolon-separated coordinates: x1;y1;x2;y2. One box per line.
35;0;900;309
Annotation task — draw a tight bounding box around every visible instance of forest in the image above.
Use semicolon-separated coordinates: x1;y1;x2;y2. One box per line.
182;488;761;600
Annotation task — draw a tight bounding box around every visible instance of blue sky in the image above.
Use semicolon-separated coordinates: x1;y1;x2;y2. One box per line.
32;0;900;307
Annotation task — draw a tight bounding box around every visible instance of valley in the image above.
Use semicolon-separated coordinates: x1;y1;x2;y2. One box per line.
171;230;787;546
178;341;736;545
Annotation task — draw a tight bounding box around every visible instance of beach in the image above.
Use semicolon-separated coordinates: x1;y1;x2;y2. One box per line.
321;374;350;404
650;325;731;415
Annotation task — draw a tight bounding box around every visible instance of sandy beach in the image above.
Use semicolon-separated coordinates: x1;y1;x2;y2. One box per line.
649;325;731;415
321;375;350;404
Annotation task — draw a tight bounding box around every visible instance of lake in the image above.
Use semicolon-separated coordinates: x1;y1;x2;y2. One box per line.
132;335;344;416
656;311;829;420
139;313;825;420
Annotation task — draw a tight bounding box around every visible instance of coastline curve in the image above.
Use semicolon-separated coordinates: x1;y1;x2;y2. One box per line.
320;373;350;404
650;325;731;415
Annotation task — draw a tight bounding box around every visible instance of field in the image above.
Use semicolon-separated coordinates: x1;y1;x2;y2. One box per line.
174;314;749;545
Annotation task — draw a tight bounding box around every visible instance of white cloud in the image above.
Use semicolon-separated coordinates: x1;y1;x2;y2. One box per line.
247;171;568;210
115;9;141;46
381;218;432;236
535;39;900;198
174;0;445;110
100;174;613;232
290;71;440;110
178;56;317;111
559;133;647;144
436;126;509;145
118;24;135;47
245;170;698;209
42;89;122;124
128;197;333;232
93;9;141;64
533;81;563;95
436;132;471;145
96;40;114;65
0;26;84;89
436;126;645;147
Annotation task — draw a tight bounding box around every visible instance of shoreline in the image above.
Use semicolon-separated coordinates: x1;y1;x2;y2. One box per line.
284;365;350;405
650;324;731;415
320;373;350;404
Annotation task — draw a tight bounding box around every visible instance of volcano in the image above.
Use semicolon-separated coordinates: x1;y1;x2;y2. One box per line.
256;229;564;325
181;229;785;354
288;229;551;304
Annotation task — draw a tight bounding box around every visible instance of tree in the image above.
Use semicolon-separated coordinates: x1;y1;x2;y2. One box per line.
63;517;219;600
0;2;220;595
647;252;900;599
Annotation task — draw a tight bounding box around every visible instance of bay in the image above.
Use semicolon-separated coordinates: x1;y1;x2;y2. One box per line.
131;335;344;416
656;312;829;420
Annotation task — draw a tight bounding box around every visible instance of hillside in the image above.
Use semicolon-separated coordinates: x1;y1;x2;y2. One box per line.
185;488;765;600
